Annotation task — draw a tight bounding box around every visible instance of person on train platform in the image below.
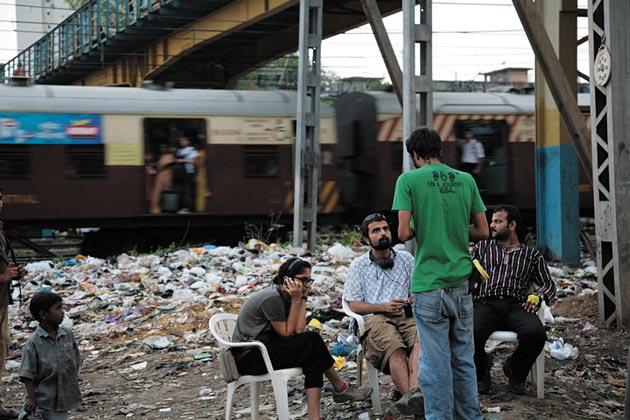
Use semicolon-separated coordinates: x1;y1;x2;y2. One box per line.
471;205;555;396
232;257;372;420
393;127;489;420
458;129;485;180
174;136;198;213
343;213;422;415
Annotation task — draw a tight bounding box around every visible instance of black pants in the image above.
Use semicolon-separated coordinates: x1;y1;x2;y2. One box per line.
175;172;195;210
233;331;335;389
473;297;546;382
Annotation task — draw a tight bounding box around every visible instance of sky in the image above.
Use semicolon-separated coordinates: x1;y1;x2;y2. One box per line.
0;0;590;82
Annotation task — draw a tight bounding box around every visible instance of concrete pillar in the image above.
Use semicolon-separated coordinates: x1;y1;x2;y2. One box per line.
534;0;580;264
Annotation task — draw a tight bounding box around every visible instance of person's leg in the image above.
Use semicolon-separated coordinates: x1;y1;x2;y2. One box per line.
408;342;420;389
35;409;69;420
447;285;483;420
473;301;502;392
388;348;412;394
305;387;322;420
412;289;454;420
504;304;547;382
399;316;420;389
362;314;410;392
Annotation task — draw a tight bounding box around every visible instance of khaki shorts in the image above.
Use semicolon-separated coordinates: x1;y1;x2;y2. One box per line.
361;313;418;373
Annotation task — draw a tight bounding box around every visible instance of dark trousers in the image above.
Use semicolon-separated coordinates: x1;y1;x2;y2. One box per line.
234;331;335;389
473;297;546;382
175;172;195;210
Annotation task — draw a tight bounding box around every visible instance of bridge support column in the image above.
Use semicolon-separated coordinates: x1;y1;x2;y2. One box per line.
533;0;580;264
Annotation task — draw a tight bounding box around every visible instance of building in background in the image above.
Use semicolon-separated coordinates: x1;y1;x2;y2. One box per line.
482;67;531;85
16;0;72;51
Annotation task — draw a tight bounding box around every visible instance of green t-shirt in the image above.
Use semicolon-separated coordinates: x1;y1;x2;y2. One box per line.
392;163;486;292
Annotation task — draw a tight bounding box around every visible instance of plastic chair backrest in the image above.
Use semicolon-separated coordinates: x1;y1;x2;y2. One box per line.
210;313;238;349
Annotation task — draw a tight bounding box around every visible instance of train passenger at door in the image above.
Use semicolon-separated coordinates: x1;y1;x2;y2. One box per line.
174;136;198;213
343;213;422;415
471;205;555;396
232;258;372;420
150;144;176;214
459;129;485;179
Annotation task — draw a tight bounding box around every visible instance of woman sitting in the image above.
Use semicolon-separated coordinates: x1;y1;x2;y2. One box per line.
232;257;371;420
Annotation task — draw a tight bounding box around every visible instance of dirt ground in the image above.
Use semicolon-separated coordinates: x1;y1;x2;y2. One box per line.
2;293;627;419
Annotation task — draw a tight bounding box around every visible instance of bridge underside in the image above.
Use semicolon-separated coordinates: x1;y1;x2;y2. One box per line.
61;0;401;88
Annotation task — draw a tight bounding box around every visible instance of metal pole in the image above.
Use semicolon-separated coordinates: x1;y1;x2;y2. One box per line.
402;0;432;253
403;0;432;173
588;0;630;328
293;0;322;251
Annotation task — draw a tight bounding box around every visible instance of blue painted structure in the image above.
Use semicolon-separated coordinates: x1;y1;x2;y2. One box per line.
535;143;580;264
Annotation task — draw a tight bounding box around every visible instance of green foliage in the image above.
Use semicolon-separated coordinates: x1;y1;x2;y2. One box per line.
64;0;89;9
339;228;362;247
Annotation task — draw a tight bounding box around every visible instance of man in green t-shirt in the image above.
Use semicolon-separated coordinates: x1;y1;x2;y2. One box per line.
392;127;488;420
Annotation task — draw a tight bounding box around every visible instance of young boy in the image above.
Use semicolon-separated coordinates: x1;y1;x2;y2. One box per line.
20;292;82;420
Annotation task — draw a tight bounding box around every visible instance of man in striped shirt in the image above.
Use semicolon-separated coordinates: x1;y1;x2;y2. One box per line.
471;205;555;396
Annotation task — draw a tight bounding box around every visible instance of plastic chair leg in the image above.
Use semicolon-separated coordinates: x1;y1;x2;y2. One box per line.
250;382;261;419
534;351;544;399
271;374;291;420
225;381;237;420
367;363;381;414
357;349;364;387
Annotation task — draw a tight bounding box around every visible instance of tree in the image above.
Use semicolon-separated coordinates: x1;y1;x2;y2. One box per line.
64;0;89;9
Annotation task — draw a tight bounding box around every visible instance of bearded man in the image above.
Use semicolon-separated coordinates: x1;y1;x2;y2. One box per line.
343;213;422;414
471;205;556;396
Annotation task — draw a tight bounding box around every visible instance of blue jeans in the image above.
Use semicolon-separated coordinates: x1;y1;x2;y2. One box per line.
413;283;482;420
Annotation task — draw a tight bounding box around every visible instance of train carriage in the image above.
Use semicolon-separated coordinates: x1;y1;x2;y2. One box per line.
0;84;592;229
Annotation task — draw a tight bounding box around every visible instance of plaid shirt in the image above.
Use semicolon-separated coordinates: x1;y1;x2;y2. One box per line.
343;250;414;312
471;239;556;304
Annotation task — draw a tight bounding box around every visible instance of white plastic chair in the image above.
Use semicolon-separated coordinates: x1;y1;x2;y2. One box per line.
209;313;303;420
484;303;546;399
341;300;382;414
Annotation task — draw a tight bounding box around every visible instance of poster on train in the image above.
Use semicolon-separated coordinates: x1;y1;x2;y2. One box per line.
0;113;102;144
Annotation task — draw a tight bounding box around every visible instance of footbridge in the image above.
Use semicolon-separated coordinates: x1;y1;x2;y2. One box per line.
1;0;401;88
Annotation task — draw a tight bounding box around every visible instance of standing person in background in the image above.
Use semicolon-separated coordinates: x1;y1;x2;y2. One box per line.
175;136;198;213
393;127;489;420
0;188;24;420
150;145;176;214
459;129;485;181
20;291;82;420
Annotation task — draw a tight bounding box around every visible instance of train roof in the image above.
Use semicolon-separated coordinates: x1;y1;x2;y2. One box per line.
0;84;334;117
366;91;591;114
0;84;590;116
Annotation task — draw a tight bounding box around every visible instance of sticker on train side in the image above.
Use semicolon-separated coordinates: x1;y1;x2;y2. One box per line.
0;113;102;144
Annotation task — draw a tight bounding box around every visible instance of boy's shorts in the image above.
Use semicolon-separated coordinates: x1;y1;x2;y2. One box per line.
361;313;418;374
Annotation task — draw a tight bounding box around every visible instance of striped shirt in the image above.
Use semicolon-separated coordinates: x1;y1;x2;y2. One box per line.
471;239;556;303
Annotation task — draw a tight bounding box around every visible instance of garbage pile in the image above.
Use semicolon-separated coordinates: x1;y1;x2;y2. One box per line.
8;242;364;371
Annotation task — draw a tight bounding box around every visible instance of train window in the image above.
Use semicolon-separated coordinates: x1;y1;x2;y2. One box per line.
66;145;106;179
0;145;30;179
243;147;280;178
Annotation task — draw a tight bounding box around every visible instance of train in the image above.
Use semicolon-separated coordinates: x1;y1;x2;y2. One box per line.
0;84;592;233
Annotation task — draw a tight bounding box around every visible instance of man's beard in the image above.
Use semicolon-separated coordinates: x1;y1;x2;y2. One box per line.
372;237;391;251
492;229;510;241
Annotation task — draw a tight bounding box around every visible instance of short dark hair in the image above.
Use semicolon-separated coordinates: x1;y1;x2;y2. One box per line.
405;127;443;160
29;291;62;321
272;257;311;285
492;204;524;240
360;213;388;238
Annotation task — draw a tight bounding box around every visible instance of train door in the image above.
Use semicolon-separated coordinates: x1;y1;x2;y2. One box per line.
455;120;509;200
142;118;207;214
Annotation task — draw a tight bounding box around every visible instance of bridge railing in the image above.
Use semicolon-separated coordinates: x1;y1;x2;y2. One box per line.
1;0;171;84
